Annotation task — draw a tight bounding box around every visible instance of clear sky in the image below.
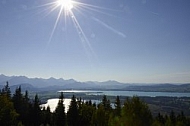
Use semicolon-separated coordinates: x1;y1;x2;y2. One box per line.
0;0;190;83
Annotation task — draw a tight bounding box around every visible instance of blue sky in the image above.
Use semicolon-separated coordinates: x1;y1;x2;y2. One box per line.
0;0;190;83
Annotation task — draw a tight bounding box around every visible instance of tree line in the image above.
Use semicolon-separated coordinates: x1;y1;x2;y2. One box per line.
0;82;190;126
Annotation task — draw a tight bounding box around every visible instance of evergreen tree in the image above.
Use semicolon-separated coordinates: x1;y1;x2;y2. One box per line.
0;81;11;98
42;106;52;126
11;86;32;125
176;111;187;126
121;96;153;126
12;86;25;123
0;95;18;126
78;100;95;126
170;110;176;126
54;92;66;126
114;96;121;117
24;90;29;103
92;105;107;126
102;95;112;111
22;90;31;126
31;94;42;126
46;106;52;125
156;113;165;125
108;113;121;126
67;95;79;126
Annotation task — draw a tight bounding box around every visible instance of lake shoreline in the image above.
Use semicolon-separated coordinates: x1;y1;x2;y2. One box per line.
38;90;190;116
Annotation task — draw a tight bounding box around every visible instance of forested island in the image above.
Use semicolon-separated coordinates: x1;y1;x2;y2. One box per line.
1;83;190;126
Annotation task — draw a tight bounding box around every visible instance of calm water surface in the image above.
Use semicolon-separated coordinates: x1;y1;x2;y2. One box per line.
59;90;190;97
40;98;71;112
41;90;190;112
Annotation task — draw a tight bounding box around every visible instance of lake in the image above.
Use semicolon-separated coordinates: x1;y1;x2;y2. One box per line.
41;90;190;112
40;98;71;112
40;98;101;113
59;90;190;97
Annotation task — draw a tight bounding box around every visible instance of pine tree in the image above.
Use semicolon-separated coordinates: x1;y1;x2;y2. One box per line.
114;96;121;117
121;96;153;126
12;86;25;122
22;90;31;126
32;94;42;126
177;111;187;125
0;81;11;98
78;100;95;126
170;110;176;126
102;95;112;111
67;95;79;126
54;92;66;126
92;105;107;126
46;106;52;125
0;95;18;125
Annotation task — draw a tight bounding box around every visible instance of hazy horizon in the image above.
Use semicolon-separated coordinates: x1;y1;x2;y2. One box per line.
0;73;189;84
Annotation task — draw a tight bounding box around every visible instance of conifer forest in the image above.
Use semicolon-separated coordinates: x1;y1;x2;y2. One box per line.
0;83;190;126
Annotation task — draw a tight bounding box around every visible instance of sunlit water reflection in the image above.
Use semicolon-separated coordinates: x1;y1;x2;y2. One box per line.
40;98;71;113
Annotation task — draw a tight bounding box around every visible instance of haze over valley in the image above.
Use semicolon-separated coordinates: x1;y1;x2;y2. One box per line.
1;74;189;92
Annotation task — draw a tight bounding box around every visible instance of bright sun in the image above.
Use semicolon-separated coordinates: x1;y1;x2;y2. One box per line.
56;0;74;10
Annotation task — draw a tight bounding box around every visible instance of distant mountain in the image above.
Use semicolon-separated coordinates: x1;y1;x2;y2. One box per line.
0;74;78;88
9;83;39;92
0;74;189;92
0;74;128;90
0;74;11;83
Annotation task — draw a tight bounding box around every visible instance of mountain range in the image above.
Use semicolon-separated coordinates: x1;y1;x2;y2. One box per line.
0;74;189;92
0;74;127;91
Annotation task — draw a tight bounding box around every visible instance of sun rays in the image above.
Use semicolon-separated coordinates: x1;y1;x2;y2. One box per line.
56;0;74;11
32;0;125;60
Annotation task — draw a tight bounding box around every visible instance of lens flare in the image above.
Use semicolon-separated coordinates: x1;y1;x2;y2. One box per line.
33;0;123;61
56;0;73;10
